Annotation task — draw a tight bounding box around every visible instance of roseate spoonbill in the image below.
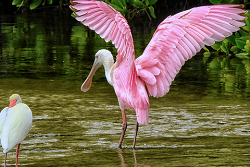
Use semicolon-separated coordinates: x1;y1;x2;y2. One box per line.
0;94;32;167
70;0;247;148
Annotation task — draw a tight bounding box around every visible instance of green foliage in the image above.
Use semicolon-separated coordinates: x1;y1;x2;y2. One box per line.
203;9;250;59
12;0;61;10
13;0;157;19
106;0;157;20
209;0;249;5
30;0;42;10
106;0;128;16
12;0;26;7
209;0;235;4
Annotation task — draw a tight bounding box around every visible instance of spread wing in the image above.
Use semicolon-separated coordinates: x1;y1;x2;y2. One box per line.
70;0;135;62
135;4;247;97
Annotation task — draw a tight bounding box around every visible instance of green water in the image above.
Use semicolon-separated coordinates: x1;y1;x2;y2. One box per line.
1;9;250;166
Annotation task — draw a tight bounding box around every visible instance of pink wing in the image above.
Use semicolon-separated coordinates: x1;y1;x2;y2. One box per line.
135;4;247;98
70;0;135;62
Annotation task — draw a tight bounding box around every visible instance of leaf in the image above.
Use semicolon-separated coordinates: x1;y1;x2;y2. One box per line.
226;35;236;45
71;13;76;18
221;40;229;53
246;40;250;46
244;10;250;23
148;6;156;18
242;25;250;32
114;0;126;9
235;31;240;38
47;0;53;5
235;52;249;59
235;39;246;49
211;42;221;50
209;0;219;4
148;0;158;5
209;0;234;4
128;0;144;8
240;36;250;42
110;4;126;16
12;0;23;6
145;0;149;6
221;0;234;3
30;0;42;9
137;8;146;13
239;29;250;37
232;0;241;3
230;46;240;52
204;52;211;57
245;20;250;27
242;40;250;53
242;47;250;54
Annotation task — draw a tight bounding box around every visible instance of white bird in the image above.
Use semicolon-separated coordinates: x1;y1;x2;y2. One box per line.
0;94;32;167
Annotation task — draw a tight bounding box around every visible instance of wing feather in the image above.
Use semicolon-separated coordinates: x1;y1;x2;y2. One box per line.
70;0;134;57
185;32;201;52
135;4;247;97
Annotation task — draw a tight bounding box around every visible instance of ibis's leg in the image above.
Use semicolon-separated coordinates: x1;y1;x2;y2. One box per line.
16;143;21;167
118;110;127;148
4;153;7;167
133;121;139;149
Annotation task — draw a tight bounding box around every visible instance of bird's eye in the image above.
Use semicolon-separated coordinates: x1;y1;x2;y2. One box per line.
96;56;98;59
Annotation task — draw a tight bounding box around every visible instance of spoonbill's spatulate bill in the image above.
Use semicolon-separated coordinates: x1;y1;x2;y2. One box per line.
0;94;32;167
70;0;248;148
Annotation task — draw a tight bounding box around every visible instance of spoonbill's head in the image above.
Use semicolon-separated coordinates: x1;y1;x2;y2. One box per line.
9;94;22;108
81;49;114;92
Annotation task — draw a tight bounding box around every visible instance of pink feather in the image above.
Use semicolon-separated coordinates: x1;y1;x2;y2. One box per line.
137;4;247;98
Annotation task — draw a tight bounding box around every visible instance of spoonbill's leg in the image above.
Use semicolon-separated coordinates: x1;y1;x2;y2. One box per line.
4;153;7;167
16;143;21;167
133;122;139;149
118;110;127;148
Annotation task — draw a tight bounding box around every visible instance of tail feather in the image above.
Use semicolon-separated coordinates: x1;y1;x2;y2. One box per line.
136;108;148;125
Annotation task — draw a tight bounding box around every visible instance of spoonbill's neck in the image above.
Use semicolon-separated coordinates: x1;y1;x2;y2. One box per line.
102;54;115;86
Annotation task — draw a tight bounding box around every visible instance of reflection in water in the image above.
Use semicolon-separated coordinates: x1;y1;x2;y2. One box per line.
118;149;151;167
118;149;126;167
1;9;250;166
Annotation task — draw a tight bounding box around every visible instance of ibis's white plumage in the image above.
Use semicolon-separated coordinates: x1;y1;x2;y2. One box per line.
0;94;32;166
0;103;32;153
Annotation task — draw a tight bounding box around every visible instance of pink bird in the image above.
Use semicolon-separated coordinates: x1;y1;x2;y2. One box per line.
70;0;247;148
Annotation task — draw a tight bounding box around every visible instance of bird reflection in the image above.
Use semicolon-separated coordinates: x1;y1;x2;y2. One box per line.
118;149;127;167
118;149;150;167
